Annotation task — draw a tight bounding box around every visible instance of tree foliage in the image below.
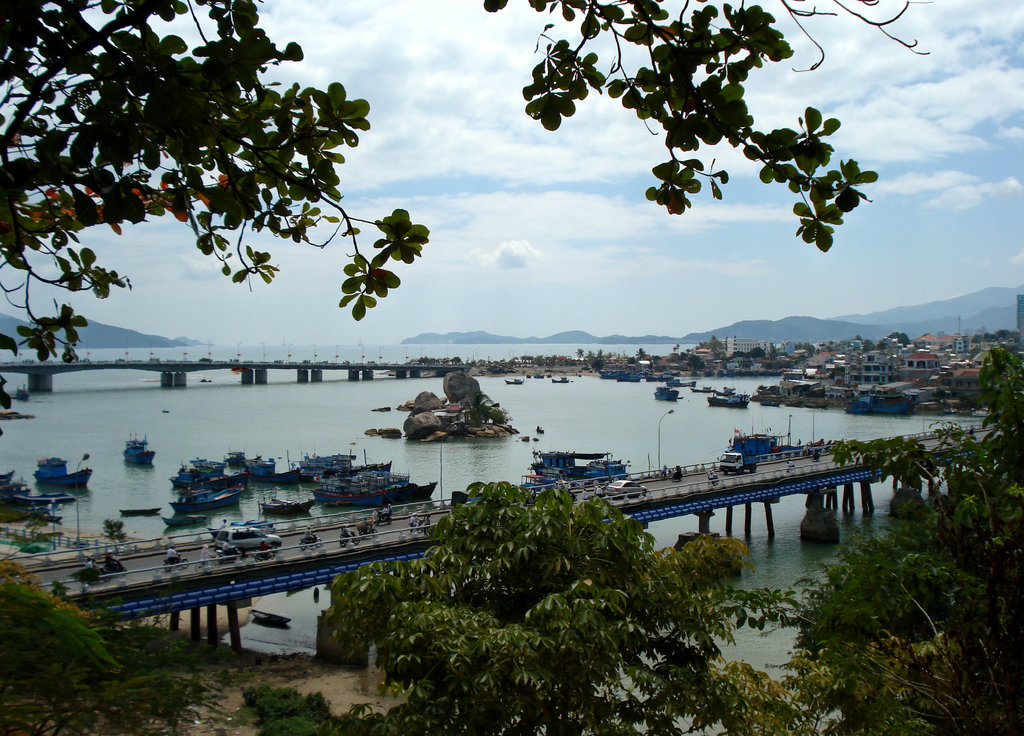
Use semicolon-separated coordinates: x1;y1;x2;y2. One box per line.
0;561;209;736
791;346;1024;734
324;482;793;736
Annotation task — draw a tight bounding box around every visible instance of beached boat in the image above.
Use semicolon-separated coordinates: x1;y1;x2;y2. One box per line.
259;498;315;515
707;392;750;408
845;392;912;415
251;610;291;627
33;457;92;487
654;386;679;401
123;435;155;465
119;507;161;516
169;486;244;513
162;514;207;527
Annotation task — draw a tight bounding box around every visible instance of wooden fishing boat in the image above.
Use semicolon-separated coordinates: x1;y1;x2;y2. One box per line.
162;514;207;527
119;507;161;516
251;610;291;627
169;486;244;513
259;498;315;515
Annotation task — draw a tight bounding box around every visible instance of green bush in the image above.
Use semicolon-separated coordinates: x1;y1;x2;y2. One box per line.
242;685;330;736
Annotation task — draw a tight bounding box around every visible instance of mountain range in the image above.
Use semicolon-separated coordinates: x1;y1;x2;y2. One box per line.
403;284;1023;345
0;312;204;350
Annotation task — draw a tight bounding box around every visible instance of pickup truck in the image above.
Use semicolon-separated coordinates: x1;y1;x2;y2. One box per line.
718;451;757;474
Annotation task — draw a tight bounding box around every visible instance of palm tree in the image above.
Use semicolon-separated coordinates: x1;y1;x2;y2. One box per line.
462;391;509;427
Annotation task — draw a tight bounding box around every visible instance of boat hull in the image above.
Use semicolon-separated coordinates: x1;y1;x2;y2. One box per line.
169;487;244;512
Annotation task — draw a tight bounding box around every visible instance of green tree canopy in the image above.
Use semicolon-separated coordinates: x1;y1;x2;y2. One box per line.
324;482;791;736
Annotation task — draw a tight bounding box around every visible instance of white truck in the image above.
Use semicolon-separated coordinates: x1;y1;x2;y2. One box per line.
719;451;757;474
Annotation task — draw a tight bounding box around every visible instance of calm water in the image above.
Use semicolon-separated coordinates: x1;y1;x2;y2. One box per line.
2;344;964;660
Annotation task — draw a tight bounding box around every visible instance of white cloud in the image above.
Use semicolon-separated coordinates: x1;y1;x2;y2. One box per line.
926;177;1023;210
470;240;545;269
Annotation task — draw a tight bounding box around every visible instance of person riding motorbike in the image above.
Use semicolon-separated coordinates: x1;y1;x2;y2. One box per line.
300;527;321;548
376;503;393;526
102;552;125;573
163;545;184;565
254;539;274;560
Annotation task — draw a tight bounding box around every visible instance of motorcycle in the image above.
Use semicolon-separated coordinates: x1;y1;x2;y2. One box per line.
101;556;125;573
299;534;323;550
374;508;393;526
163;555;187;566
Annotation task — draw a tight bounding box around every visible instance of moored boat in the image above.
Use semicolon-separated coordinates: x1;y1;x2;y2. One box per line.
169;486;244;513
505;378;524;385
551;376;570;383
119;507;161;516
224;450;249;467
259;498;315;515
845;391;912;415
33;457;92;487
162;514;207;527
707;392;750;408
654;386;679;401
245;457;301;484
10;491;77;506
170;465;249;491
529;450;629;483
251;610;291;627
123;435;155;465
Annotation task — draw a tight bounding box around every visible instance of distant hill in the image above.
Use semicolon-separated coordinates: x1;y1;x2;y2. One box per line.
0;312;205;350
401;331;680;345
404;284;1024;345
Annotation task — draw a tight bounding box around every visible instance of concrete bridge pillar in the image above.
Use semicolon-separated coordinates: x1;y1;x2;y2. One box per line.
697;510;714;534
27;373;53;392
800;492;839;542
395;369;407;379
860;480;875;514
206;604;218;646
311;368;323;383
842;483;856;513
173;372;187;387
161;372;173;388
254;368;267;384
240;369;254;385
297;368;309;383
763;500;776;539
410;369;421;378
190;607;201;642
725;505;733;535
348;369;360;381
361;369;374;380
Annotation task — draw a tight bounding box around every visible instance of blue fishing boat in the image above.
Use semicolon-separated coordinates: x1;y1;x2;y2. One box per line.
529;451;629;483
0;470;14;485
170;465;249;490
0;478;29;499
311;470;417;506
224;450;250;467
123;435;155;465
707;392;749;408
292;452;358;482
245;457;301;484
654;386;679;401
551;376;570;384
10;491;77;506
845;392;912;415
33;457;92;487
169;486;244;513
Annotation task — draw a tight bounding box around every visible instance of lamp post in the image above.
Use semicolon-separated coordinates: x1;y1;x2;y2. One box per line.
658;409;675;468
75;452;89;547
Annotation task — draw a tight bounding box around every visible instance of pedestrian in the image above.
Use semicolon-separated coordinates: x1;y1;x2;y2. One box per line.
786;460;794;473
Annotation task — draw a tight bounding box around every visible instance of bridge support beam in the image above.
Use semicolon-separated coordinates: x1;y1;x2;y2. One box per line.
800;492;839;543
348;369;360;381
410;369;421;378
311;368;323;383
361;369;374;380
206;604;218;646
824;487;838;510
240;369;254;385
725;505;733;535
190;607;201;642
297;368;309;383
255;368;267;384
860;481;875;514
173;372;187;387
27;373;53;392
169;610;180;631
744;503;752;537
395;369;407;379
227;601;242;653
161;372;173;388
764;501;775;539
697;510;714;535
842;483;855;513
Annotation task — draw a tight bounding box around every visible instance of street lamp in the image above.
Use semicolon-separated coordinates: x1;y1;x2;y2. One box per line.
658;409;675;468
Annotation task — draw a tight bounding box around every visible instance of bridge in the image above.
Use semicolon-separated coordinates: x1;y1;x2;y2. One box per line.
16;443;927;651
0;359;464;392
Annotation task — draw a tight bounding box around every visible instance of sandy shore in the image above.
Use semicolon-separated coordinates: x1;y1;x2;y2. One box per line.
182;650;398;735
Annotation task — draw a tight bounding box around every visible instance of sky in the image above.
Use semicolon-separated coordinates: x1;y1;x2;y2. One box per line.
26;0;1024;345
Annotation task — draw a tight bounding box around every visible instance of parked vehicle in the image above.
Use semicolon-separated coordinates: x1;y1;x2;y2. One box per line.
719;451;757;474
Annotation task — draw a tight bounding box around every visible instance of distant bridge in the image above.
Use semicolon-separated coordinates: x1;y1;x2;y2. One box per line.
0;359;464;392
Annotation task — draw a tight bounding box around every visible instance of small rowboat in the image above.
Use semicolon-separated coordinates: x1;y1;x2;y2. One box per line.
162;514;207;527
251;610;291;627
119;507;161;516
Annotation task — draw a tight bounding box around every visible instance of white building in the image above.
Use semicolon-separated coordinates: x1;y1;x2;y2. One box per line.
725;337;772;356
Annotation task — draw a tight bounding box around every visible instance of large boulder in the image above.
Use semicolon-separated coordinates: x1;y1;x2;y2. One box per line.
443;371;480;404
403;412;443;440
410;391;445;415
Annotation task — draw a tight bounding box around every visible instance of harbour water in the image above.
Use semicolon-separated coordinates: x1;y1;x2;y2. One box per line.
2;344;965;661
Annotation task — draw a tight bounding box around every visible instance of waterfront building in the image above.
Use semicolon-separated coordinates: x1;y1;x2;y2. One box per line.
844;351;900;386
725;337;772;356
1017;294;1024;334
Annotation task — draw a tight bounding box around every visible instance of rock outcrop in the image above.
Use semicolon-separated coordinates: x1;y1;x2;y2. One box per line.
403;412;444;440
443;371;480;404
410;391;445;415
377;427;403;439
